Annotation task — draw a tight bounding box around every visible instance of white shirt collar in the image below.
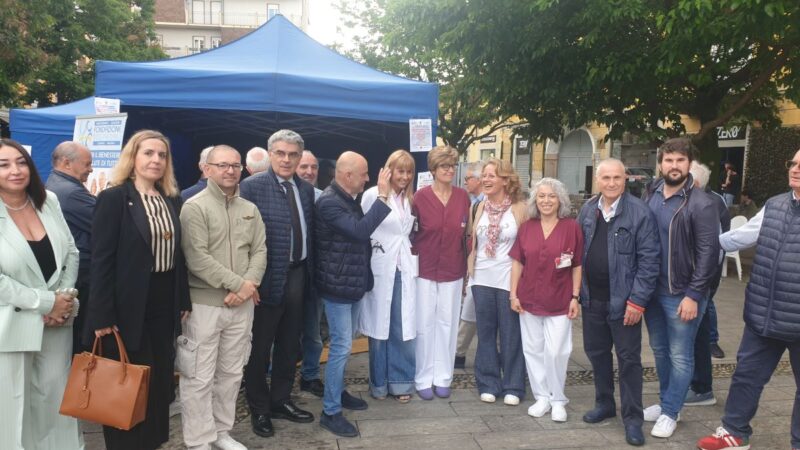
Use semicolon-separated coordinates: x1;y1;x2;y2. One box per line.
597;195;621;222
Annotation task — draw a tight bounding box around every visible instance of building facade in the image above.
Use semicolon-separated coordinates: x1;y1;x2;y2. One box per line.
154;0;309;58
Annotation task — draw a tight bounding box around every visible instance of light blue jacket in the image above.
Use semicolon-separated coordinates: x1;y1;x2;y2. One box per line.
0;191;79;352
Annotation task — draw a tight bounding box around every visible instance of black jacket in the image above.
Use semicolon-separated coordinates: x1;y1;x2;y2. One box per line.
315;181;391;303
239;167;315;305
84;181;190;350
643;175;721;301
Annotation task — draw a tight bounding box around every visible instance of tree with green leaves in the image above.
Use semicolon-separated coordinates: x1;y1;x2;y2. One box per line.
0;0;165;108
338;0;518;155
359;0;799;173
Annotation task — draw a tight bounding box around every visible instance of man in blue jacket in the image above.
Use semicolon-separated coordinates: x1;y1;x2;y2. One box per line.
240;130;316;438
578;158;660;446
315;151;391;437
698;148;800;450
642;138;721;439
45;141;95;354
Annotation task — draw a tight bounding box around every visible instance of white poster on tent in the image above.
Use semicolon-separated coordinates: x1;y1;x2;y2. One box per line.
94;97;121;115
416;171;434;190
409;118;433;153
73;113;128;196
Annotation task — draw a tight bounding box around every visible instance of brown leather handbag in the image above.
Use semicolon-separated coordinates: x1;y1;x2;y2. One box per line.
60;330;150;430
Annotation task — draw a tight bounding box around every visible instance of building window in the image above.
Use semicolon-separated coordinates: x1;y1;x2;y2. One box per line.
192;0;205;24
267;3;280;20
480;148;495;160
192;36;206;53
211;36;222;48
210;1;222;24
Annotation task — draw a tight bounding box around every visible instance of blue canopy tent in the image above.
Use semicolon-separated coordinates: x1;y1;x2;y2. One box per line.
10;97;97;179
12;15;438;187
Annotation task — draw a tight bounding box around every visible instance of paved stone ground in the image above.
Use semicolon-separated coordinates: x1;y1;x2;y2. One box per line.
83;271;797;449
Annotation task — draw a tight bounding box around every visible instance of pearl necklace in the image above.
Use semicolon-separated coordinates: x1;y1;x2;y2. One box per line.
3;196;30;212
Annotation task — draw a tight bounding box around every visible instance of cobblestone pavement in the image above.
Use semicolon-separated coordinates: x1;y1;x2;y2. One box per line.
83;276;796;449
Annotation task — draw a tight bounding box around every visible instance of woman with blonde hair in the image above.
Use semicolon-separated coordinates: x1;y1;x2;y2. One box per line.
84;129;190;449
412;145;471;399
467;158;528;406
359;149;418;403
509;177;583;422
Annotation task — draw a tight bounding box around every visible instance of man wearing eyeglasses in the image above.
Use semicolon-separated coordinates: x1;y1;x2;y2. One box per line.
698;149;800;450
179;145;266;450
240;130;317;439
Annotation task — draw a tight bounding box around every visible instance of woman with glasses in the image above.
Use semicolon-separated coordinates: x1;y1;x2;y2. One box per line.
411;145;471;400
509;177;583;423
85;130;191;449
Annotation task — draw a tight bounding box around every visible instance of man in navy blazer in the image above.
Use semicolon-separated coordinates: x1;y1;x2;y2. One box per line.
45;141;95;354
240;130;316;438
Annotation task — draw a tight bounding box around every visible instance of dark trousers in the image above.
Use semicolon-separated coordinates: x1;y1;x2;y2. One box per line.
691;301;714;394
72;269;90;355
102;271;175;450
722;326;800;447
245;264;306;415
582;299;643;427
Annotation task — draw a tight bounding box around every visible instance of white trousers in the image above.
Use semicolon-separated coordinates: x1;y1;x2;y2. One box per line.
414;278;462;389
0;327;83;450
520;313;572;405
180;302;254;447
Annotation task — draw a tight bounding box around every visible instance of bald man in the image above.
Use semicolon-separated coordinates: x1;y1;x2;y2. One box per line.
46;141;95;354
314;151;392;437
576;158;660;446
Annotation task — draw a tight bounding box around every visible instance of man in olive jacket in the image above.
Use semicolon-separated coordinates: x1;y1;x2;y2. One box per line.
178;145;266;450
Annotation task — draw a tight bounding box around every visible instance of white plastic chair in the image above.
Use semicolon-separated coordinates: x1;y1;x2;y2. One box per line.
722;215;748;281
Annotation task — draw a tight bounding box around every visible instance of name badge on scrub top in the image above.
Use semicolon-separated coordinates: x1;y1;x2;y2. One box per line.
555;251;573;269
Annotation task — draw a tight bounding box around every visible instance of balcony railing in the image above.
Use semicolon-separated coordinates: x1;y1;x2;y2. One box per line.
188;11;297;28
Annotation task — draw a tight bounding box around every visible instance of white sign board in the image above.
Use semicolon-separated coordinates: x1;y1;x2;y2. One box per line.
73;113;128;196
94;97;121;115
409;118;433;153
416;171;434;190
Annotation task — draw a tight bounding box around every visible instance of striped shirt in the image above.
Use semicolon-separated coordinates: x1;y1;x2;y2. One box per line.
140;192;176;272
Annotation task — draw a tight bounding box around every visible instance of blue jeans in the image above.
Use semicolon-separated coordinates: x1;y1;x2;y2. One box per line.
472;285;526;398
644;293;707;419
368;271;415;397
301;294;323;381
322;298;360;415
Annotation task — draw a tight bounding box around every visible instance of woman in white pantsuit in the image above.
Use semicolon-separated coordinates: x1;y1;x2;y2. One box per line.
0;138;83;450
509;178;583;423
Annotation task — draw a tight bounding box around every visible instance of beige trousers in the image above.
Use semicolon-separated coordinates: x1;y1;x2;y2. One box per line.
180;302;254;447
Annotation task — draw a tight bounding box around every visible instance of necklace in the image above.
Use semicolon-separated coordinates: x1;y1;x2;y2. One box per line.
3;196;30;212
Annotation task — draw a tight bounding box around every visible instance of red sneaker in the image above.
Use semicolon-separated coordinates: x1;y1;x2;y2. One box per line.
697;427;750;450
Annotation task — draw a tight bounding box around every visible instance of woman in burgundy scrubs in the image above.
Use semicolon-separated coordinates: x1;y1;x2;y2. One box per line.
411;145;471;400
509;177;583;423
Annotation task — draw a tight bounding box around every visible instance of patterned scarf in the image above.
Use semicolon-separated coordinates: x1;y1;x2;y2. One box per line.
483;196;512;258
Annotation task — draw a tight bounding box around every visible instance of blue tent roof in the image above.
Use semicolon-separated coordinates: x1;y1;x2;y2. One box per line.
94;15;438;124
10;97;96;135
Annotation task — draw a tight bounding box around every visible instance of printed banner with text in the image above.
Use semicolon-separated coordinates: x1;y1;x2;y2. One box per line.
73;113;128;196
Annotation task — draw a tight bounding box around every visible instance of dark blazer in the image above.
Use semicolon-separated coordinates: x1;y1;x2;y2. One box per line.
84;180;190;350
239;167;315;305
45;170;95;274
314;181;391;303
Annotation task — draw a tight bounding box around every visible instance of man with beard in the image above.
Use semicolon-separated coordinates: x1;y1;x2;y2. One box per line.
641;138;720;439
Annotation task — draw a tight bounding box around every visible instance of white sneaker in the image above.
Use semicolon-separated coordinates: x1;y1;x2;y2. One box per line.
503;394;520;406
188;445;211;450
527;398;551;417
213;433;247;450
480;393;496;403
651;414;677;438
643;404;661;421
551;403;567;422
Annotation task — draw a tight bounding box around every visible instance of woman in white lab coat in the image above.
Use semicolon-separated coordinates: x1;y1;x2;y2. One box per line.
358;149;418;403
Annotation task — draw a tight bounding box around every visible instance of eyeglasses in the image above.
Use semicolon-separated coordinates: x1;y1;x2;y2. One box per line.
437;164;455;171
786;160;800;170
464;175;476;182
272;150;301;161
207;162;243;171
